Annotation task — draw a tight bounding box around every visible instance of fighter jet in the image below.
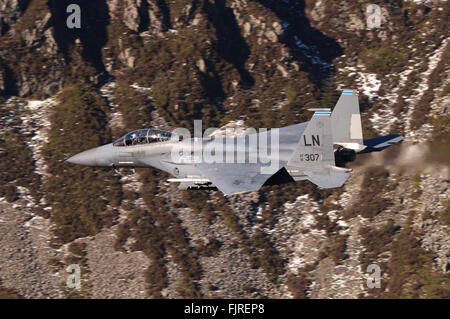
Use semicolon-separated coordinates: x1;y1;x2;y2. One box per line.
66;90;403;195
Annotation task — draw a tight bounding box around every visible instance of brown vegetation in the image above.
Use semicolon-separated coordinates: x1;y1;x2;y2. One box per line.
343;166;393;219
286;271;311;299
43;83;122;244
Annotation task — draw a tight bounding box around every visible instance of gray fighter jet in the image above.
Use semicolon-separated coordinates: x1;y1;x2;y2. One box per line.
67;90;403;195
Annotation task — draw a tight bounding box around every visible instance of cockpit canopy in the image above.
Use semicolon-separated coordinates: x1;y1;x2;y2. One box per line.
113;129;180;147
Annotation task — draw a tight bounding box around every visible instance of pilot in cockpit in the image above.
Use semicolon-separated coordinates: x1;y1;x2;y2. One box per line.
129;132;138;145
113;129;180;147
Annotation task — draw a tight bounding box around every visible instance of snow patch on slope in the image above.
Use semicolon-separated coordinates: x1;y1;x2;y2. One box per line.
22;98;57;178
340;66;381;100
404;37;449;142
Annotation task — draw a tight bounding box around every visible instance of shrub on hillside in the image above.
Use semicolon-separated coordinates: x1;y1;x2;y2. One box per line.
43;83;122;244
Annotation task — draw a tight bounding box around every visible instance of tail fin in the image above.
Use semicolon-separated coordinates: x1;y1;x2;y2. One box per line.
287;109;351;189
331;90;365;152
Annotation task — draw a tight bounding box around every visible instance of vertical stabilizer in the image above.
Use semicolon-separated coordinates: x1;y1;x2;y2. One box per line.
331;90;365;151
287;109;335;168
287;109;351;189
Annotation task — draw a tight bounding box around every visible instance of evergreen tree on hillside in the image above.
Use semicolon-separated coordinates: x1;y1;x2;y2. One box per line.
319;75;340;109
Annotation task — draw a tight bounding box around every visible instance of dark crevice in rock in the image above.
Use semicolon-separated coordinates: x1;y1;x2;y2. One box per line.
47;0;110;74
18;0;31;12
155;0;171;31
203;0;254;89
0;0;31;35
0;62;18;96
186;0;200;22
138;0;150;33
0;20;9;36
177;0;200;27
254;0;343;84
198;59;226;112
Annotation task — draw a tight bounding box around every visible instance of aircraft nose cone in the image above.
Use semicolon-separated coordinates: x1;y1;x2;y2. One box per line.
66;148;97;166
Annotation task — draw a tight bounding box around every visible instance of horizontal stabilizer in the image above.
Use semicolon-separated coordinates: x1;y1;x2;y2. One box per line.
305;166;351;189
358;134;403;154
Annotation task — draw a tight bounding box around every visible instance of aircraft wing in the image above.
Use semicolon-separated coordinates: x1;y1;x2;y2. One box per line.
305;166;351;189
195;163;275;195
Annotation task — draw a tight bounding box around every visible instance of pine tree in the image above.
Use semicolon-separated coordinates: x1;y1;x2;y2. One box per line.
319;75;340;109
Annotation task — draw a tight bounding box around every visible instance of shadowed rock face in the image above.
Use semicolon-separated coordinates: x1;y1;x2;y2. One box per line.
0;60;17;95
0;0;31;35
203;0;255;88
47;0;110;73
254;0;342;83
0;0;338;99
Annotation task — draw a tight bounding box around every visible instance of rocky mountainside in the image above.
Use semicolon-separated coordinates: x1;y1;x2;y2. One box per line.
0;0;448;298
